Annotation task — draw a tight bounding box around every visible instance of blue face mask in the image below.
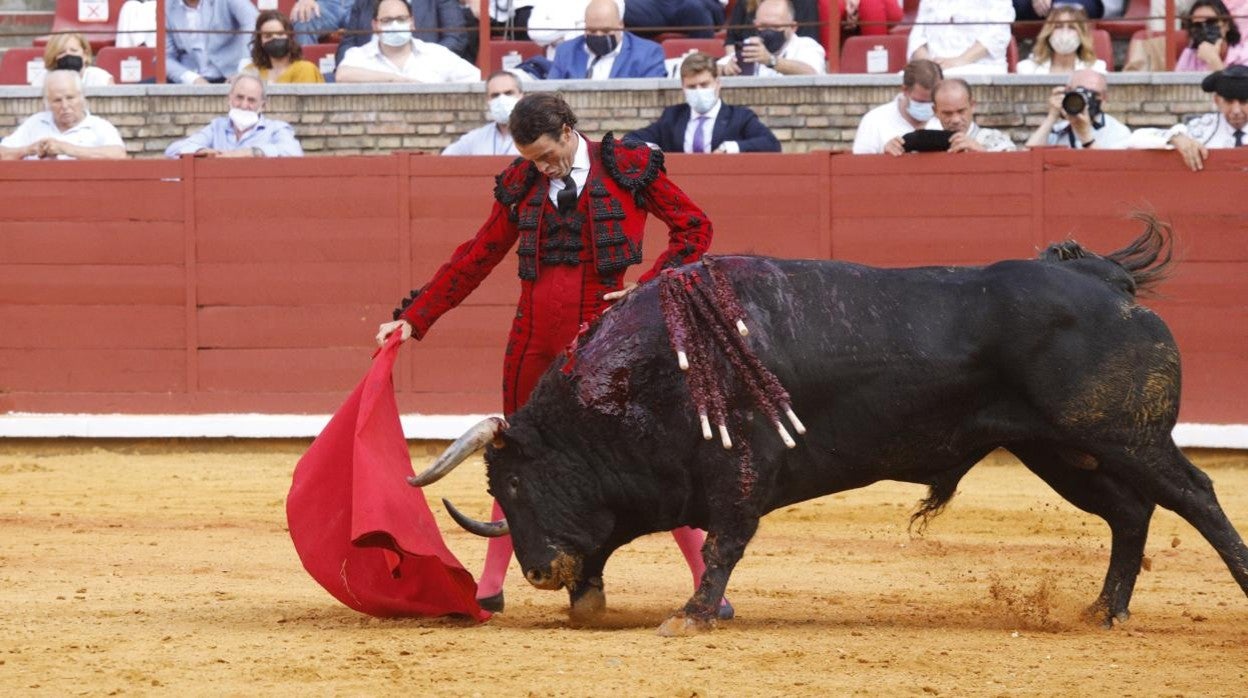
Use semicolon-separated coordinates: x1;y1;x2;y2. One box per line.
906;97;934;123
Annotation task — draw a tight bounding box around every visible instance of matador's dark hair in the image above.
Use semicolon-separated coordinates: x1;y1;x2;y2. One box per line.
509;93;578;146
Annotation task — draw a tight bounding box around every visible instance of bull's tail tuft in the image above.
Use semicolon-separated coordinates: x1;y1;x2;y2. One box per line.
1038;212;1175;297
908;466;971;536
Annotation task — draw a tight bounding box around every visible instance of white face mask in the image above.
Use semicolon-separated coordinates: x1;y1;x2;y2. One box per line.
905;98;934;123
228;107;260;131
487;93;520;125
1049;28;1081;56
379;21;412;47
683;87;718;115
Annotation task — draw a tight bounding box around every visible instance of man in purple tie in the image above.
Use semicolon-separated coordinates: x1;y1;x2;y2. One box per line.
626;52;781;154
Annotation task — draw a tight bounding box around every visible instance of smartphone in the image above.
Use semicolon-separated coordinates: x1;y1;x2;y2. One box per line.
734;41;757;76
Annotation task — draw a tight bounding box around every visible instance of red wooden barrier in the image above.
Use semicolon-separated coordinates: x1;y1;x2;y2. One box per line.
1;151;1244;425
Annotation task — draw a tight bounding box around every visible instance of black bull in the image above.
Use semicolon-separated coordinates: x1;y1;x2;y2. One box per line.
414;216;1248;635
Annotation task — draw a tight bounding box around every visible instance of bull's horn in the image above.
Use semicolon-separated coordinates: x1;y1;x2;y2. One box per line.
407;416;508;488
444;498;510;538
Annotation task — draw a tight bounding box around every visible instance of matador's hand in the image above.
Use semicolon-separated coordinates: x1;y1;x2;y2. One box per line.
376;319;412;345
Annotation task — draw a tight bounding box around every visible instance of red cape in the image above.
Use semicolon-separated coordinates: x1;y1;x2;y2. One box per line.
287;333;490;621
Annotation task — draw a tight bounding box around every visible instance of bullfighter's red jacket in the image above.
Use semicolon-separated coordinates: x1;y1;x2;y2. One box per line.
394;133;713;414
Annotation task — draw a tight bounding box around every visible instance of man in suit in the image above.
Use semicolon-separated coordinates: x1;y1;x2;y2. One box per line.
548;0;666;80
165;0;258;84
627;52;782;153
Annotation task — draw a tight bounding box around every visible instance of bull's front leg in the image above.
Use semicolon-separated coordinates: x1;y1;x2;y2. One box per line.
566;556;608;620
657;518;759;637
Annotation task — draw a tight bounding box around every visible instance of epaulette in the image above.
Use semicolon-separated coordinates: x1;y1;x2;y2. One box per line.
494;156;540;206
1185;112;1219;145
600;132;665;193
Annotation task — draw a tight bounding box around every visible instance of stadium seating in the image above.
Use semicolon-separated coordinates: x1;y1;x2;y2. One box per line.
486;39;543;72
1098;0;1151;40
661;37;725;59
34;0;128;51
0;46;47;85
94;45;155;83
301;42;339;77
1091;28;1114;70
838;33;908;73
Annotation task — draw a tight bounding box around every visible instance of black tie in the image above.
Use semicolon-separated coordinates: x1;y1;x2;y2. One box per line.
557;174;578;214
1235;129;1244;147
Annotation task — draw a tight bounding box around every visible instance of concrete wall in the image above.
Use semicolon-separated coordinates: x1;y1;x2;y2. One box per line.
0;73;1217;157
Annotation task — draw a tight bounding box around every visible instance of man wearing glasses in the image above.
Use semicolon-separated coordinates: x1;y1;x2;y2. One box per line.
335;0;479;83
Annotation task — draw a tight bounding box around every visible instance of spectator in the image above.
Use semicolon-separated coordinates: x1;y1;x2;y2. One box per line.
623;0;724;39
164;75;303;158
443;70;524;156
40;32;115;87
851;59;943;154
240;10;326;83
332;0;470;64
907;0;1015;75
165;0;259;84
117;0;158;48
483;0;537;38
1127;65;1248;171
335;0;480;83
1013;0;1104;22
1016;4;1108;75
627;52;782;153
843;0;904;38
1024;68;1130;149
724;0;897;46
290;0;351;45
719;0;827;76
548;0;667;79
527;0;623;58
1177;0;1248;72
930;78;1017;152
0;71;126;161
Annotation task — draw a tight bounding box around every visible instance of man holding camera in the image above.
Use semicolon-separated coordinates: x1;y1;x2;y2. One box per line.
1025;69;1130;149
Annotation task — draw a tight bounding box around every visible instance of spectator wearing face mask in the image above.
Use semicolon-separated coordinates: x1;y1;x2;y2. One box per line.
1177;0;1248;72
39;32;115;87
1016;4;1107;75
336;0;480;83
164;74;303;158
626;52;782;154
443;70;524;156
240;10;325;83
852;59;943;155
547;0;666;80
719;0;826;77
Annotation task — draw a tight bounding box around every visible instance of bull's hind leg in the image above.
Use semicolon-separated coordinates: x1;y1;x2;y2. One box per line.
1008;442;1155;626
657;516;759;637
1132;442;1248;598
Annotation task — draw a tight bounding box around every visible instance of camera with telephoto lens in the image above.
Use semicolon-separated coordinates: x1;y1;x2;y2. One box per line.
1189;21;1223;48
1061;86;1099;117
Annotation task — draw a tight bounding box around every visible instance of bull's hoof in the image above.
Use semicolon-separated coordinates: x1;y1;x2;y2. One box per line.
656;613;716;637
718;598;735;621
1080;600;1129;628
568;585;606;620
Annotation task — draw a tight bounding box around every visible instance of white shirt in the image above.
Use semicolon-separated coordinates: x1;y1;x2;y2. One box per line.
684;100;721;153
116;0;157;48
442;122;520;156
1045;114;1131;149
547;131;591;206
907;0;1014;75
1;111;125;158
718;34;827;76
1015;57;1107;75
852;95;941;154
965;123;1016;152
339;37;481;83
1129;113;1247;150
36;66;114;88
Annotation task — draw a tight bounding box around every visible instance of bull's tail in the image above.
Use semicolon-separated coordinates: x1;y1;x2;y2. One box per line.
1038;212;1175;297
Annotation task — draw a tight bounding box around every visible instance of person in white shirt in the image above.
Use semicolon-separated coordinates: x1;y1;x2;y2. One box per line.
718;0;826;76
931;78;1017;152
443;70;524;156
907;0;1015;76
0;71;126;161
1025;69;1131;149
852;59;943;154
335;0;481;83
39;32;115;88
1015;4;1108;75
1127;65;1248;171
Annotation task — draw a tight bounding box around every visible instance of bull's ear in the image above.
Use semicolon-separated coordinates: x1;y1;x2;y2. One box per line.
492;434;506;450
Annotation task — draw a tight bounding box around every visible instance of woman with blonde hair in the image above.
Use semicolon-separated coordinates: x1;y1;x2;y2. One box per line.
42;32;115;86
1017;4;1107;74
239;10;325;83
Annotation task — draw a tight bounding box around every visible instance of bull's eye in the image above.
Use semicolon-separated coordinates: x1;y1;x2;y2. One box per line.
508;475;520;494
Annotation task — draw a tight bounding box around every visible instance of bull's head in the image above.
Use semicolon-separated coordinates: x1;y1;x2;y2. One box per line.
410;417;614;595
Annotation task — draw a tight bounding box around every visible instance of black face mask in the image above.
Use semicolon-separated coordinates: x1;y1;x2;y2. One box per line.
585;33;617;57
262;38;291;58
54;55;84;72
758;29;787;54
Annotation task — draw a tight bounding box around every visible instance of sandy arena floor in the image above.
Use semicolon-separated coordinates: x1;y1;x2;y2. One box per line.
1;439;1245;696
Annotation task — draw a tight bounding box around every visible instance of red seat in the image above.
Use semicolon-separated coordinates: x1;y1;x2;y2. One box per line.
253;0;300;17
301;42;339;76
486;39;543;72
34;0;128;51
0;47;48;85
94;45;155;83
1097;0;1151;40
661;37;726;59
1091;28;1114;70
891;0;920;35
1007;35;1018;72
838;33;908;73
